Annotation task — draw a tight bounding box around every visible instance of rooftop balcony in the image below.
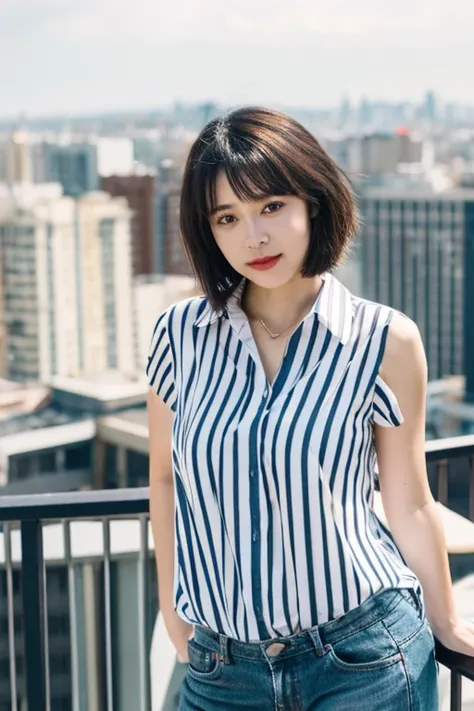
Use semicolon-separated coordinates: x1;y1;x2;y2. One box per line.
0;436;474;711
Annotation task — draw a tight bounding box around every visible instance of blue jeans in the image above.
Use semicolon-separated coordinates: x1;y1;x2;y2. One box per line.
179;587;438;710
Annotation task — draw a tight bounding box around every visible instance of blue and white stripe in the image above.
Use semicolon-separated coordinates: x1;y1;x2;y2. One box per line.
147;272;422;642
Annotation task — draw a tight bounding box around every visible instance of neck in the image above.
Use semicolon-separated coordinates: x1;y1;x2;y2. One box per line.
241;274;324;328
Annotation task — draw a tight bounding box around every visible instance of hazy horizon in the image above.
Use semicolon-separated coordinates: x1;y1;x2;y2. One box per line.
3;0;474;118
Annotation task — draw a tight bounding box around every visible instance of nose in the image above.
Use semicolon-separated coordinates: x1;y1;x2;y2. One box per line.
244;217;267;249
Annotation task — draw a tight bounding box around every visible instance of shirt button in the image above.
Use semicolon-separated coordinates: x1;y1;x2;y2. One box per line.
250;469;255;477
252;532;258;542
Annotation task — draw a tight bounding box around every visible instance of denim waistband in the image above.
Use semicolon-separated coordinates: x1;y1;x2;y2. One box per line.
191;587;423;663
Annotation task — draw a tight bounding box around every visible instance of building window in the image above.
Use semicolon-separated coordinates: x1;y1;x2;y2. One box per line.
39;451;57;474
99;218;117;368
15;456;31;480
48;616;69;636
126;450;148;488
64;443;91;470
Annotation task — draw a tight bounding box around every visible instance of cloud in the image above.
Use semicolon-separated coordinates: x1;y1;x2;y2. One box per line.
2;0;465;44
0;0;473;115
0;0;81;38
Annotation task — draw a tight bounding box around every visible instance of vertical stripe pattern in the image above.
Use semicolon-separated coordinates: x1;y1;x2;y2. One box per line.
146;272;423;641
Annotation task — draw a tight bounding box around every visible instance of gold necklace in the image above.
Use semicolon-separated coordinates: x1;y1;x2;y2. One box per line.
256;316;299;339
257;318;285;339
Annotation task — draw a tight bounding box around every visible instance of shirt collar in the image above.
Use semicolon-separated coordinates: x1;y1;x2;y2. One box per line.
195;272;353;345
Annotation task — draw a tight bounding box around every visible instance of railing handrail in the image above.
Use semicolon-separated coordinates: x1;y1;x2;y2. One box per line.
425;434;474;461
0;433;471;521
0;486;150;521
435;640;474;682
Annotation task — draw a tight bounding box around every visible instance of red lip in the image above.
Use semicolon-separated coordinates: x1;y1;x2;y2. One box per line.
247;254;282;266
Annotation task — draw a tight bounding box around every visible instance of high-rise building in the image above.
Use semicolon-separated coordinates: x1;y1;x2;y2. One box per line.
102;171;156;277
163;186;192;276
345;132;426;176
0;184;137;382
39;137;135;197
153;159;190;276
0;132;32;182
358;190;474;395
42;141;99;196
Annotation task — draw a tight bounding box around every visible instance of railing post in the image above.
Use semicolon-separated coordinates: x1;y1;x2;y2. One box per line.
21;519;47;711
437;459;448;505
450;670;462;711
468;455;474;522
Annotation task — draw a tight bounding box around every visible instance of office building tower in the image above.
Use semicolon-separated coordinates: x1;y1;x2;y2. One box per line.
42;141;99;196
40;137;134;197
345;132;426;176
102;171;156;277
0;132;32;182
154;159;187;275
358;190;474;395
162;187;192;276
0;184;136;382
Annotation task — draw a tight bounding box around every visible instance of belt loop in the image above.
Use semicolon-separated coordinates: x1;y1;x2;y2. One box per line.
307;626;328;657
410;587;424;619
219;633;231;664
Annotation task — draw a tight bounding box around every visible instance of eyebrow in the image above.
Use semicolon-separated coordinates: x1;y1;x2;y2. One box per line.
208;203;234;216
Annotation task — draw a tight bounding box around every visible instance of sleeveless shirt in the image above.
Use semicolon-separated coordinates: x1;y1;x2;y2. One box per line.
146;272;423;642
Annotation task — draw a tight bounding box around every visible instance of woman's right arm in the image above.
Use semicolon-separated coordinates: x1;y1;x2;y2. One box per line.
147;387;193;662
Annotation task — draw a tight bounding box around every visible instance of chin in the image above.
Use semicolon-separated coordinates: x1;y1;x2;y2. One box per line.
244;269;297;290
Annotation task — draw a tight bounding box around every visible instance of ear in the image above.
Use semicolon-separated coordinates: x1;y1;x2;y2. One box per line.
310;204;319;218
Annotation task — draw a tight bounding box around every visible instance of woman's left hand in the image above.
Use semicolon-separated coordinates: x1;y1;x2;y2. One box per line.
434;618;474;657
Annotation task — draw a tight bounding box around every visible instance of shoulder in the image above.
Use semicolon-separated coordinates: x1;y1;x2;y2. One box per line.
351;293;396;324
350;294;426;373
381;311;427;388
347;293;425;373
152;294;209;337
385;311;423;354
348;293;406;342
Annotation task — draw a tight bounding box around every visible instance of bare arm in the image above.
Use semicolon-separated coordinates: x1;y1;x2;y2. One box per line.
147;387;193;660
375;313;474;656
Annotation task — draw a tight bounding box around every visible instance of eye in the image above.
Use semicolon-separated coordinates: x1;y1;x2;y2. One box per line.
215;201;284;226
262;201;284;213
217;214;236;225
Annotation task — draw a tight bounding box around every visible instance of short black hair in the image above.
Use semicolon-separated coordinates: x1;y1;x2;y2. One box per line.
179;106;358;312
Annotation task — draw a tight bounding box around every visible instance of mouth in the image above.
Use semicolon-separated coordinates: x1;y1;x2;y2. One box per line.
247;254;282;270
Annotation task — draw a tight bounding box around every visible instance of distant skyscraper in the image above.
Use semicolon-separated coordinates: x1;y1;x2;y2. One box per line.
339;94;351;128
0;132;32;182
155;159;186;275
163;186;192;277
40;137;135;197
0;184;137;382
359;190;474;396
42;141;99;196
345;132;425;176
102;171;157;277
423;90;439;124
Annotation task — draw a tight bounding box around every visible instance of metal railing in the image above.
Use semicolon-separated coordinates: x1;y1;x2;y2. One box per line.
0;436;473;711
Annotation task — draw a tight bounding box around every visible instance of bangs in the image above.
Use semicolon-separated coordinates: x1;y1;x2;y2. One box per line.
198;137;299;218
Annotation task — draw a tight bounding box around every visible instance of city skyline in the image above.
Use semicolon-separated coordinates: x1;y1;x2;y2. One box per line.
2;0;474;118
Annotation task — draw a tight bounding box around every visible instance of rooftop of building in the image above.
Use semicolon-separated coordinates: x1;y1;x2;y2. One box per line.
426;376;474;439
361;186;474;200
0;372;149;452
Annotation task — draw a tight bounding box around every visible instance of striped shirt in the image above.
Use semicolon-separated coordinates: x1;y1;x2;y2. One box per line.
146;272;423;642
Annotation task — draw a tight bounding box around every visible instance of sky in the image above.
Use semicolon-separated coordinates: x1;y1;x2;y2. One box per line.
2;0;473;118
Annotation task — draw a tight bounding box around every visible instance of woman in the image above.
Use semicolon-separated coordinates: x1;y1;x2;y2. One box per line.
147;106;474;710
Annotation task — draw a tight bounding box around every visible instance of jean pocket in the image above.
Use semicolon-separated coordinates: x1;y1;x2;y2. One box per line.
381;594;427;649
327;619;403;672
187;638;223;681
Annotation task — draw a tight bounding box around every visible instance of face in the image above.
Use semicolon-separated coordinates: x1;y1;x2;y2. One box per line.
208;171;313;289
